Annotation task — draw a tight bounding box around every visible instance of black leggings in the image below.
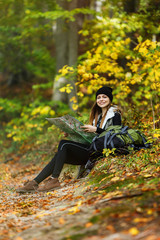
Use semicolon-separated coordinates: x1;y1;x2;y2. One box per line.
34;140;90;184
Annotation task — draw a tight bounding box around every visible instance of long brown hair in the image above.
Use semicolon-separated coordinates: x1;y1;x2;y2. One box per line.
89;101;111;127
89;102;121;127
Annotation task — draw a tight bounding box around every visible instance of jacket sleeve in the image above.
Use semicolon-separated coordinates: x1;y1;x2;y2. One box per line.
96;112;121;134
96;127;104;134
112;112;121;125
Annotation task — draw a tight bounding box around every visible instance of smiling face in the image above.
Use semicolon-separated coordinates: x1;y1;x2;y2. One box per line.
96;94;110;109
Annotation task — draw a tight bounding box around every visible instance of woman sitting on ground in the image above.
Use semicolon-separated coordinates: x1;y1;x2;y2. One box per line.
16;86;122;193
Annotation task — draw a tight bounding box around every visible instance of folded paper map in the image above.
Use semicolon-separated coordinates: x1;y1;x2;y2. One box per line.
46;115;96;144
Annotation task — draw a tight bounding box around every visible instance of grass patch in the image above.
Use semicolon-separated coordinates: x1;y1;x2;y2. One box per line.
62;230;98;240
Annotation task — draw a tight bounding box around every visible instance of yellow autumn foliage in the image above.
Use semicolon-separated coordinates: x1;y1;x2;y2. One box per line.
56;16;159;131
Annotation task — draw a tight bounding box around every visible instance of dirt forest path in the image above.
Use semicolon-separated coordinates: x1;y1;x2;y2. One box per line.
0;157;160;240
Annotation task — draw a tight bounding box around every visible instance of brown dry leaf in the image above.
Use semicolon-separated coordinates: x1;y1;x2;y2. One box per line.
99;177;107;184
106;224;115;232
85;222;93;228
145;236;160;240
2;229;9;235
68;200;82;214
103;190;123;199
74;195;84;200
21;225;30;230
59;218;65;225
133;217;153;223
7;222;15;228
60;207;68;211
35;211;49;219
93;209;100;214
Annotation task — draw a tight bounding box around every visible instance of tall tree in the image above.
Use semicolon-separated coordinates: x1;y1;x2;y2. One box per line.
52;0;91;109
0;0;56;87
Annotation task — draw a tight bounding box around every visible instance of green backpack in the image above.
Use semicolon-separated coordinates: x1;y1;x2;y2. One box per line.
77;125;151;179
91;125;150;153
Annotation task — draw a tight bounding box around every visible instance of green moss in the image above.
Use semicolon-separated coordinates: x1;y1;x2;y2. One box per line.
102;177;146;192
102;204;134;216
62;230;98;240
70;225;84;232
90;215;100;224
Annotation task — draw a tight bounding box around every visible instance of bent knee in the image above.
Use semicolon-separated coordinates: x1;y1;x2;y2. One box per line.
58;139;70;150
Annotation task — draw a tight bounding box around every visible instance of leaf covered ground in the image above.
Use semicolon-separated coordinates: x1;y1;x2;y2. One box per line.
0;140;160;240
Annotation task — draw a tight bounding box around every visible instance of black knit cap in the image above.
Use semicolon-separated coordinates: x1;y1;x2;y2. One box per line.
96;86;113;102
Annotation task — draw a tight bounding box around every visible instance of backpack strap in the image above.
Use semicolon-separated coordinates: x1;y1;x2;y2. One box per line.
118;126;135;144
91;136;98;151
104;131;112;148
126;132;135;143
107;126;127;148
107;132;119;148
136;131;151;148
121;126;129;132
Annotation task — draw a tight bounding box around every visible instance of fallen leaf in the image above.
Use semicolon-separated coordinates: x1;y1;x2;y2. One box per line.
59;218;65;224
126;172;133;176
110;176;120;182
85;222;93;228
147;209;154;215
143;174;152;178
68;201;82;214
106;224;115;232
133;217;153;223
129;227;139;236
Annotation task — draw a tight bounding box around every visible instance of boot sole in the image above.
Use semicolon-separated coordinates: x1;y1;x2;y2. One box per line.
16;189;38;193
38;186;61;192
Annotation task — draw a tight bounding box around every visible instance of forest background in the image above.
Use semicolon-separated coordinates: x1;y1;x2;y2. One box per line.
0;0;160;239
0;0;159;156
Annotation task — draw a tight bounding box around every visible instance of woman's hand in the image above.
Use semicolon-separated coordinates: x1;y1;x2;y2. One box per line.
81;125;97;133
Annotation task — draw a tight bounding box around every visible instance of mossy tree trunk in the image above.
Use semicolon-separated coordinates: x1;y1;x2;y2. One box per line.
52;0;78;109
